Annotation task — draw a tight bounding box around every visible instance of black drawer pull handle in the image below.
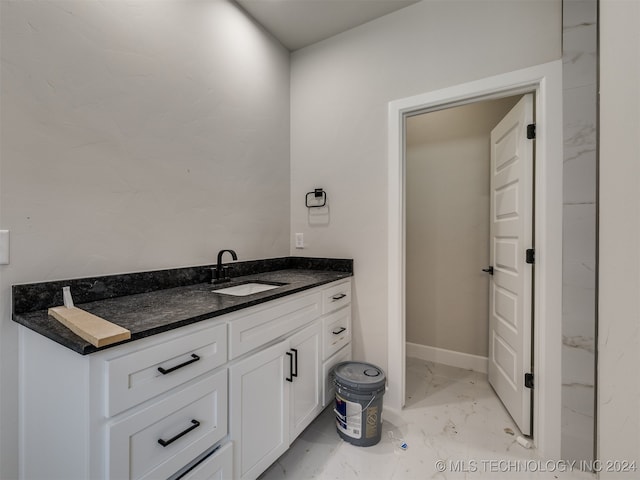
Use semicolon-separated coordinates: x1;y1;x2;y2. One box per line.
331;293;347;301
291;348;298;377
332;327;346;335
286;351;294;382
158;419;200;447
158;354;200;375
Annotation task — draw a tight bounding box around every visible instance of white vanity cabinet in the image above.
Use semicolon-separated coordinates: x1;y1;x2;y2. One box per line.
18;277;352;480
228;305;324;480
229;281;351;480
19;317;230;480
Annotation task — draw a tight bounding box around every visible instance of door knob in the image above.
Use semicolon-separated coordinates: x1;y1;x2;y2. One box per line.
482;266;494;275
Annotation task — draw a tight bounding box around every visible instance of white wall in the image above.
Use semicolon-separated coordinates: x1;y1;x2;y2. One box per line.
405;97;519;357
0;2;290;478
598;0;640;477
290;0;561;372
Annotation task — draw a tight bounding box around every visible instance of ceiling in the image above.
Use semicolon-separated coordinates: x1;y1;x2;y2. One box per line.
235;0;421;51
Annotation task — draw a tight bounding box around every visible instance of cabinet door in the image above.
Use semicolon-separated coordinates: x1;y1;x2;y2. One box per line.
288;321;322;442
229;340;290;480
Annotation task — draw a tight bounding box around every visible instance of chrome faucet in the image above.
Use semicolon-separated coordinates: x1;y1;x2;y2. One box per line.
212;249;238;284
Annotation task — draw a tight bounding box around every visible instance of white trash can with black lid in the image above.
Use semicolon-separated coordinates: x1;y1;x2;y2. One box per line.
333;361;386;446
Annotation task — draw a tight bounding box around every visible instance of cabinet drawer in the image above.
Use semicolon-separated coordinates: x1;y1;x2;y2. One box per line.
109;370;228;480
322;280;351;314
322;307;351;360
322;344;352;407
228;292;321;359
106;322;227;416
172;442;232;480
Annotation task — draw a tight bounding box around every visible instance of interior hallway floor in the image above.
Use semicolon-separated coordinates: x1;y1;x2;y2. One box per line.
258;357;595;480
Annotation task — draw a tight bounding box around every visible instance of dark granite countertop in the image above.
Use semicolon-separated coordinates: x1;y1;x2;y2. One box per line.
12;257;352;355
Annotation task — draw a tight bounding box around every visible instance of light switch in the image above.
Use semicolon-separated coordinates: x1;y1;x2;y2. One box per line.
295;233;304;249
0;230;9;265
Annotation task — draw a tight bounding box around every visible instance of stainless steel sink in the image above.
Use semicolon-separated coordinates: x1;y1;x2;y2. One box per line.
213;282;281;296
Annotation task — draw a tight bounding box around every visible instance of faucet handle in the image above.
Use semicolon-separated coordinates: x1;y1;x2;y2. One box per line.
210;267;219;284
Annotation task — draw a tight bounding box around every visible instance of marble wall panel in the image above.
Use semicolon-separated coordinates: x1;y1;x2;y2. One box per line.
561;0;597;464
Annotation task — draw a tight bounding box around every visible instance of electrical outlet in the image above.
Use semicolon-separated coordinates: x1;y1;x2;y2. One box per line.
0;230;9;264
295;233;304;249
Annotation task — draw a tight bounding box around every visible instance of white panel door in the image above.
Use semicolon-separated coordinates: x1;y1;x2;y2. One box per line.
488;94;534;436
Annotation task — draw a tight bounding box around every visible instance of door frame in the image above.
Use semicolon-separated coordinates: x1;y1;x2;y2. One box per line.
386;60;562;458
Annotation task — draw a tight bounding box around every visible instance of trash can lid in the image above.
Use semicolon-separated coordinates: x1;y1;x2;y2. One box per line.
333;361;386;392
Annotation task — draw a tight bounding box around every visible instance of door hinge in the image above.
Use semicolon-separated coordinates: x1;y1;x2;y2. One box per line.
526;123;536;139
525;248;535;264
524;373;534;389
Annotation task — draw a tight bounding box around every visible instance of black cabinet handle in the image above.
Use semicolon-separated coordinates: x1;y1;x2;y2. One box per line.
331;293;347;301
291;348;298;377
332;327;346;335
285;351;294;382
158;419;200;447
158;354;200;375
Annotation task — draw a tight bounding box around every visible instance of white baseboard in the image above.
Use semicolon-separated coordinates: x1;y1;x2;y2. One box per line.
406;342;488;374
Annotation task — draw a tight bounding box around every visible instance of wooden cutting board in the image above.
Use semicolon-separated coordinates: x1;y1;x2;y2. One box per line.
48;306;131;348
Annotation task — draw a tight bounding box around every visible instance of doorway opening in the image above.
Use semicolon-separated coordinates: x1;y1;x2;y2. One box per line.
386;61;563;458
405;94;534;438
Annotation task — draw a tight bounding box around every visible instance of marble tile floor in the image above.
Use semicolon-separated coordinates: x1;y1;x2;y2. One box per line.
259;357;595;480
